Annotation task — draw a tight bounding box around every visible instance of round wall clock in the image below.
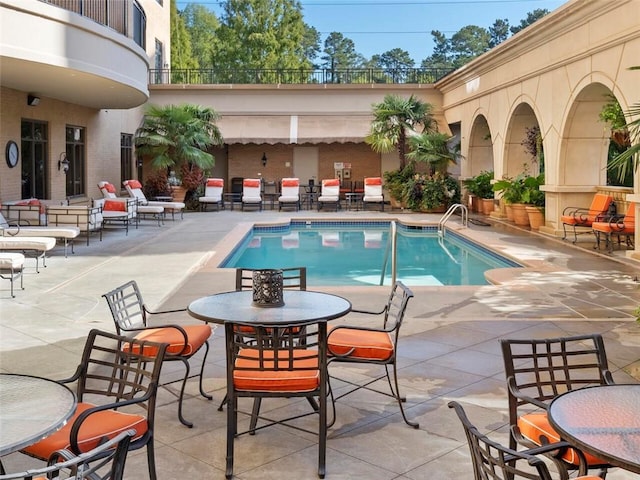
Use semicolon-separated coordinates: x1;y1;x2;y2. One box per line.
5;140;19;168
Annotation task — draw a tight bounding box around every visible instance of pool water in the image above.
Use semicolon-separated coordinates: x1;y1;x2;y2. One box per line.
222;221;521;287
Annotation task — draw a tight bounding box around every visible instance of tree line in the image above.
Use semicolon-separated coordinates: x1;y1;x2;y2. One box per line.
170;0;550;73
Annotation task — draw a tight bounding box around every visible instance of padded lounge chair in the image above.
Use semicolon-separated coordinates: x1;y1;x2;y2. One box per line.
47;204;103;246
0;236;56;273
560;193;613;243
0;252;24;297
123;179;185;220
592;201;635;253
99;181;163;226
0;208;79;257
362;177;385;211
278;178;300;211
317;179;340;211
241;178;263;211
199;178;224;211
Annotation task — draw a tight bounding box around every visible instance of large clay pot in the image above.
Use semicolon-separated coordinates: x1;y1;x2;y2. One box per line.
480;198;495;215
505;203;514;222
525;206;545;230
511;203;530;227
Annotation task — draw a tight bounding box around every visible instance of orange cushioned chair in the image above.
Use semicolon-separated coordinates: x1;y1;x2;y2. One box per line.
592;202;635;253
224;319;327;479
317;179;340;211
327;281;418;428
199;178;224;211
362;176;385;211
20;330;167;480
500;334;614;479
4;430;134;480
102;280;213;428
448;401;602;480
560;193;613;243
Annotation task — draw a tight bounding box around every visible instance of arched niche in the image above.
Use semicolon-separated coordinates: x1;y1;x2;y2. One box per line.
503;103;540;177
467;115;493;176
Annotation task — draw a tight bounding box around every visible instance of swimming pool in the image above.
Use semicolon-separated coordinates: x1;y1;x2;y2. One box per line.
222;221;521;287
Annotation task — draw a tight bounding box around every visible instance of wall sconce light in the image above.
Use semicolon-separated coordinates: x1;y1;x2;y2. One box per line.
261;152;267;167
27;94;40;106
58;153;70;173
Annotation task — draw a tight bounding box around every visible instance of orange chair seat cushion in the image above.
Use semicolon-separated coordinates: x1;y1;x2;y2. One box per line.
518;412;607;466
591;222;634;234
560;214;592;226
234;348;319;392
129;324;211;356
327;327;393;361
22;402;147;460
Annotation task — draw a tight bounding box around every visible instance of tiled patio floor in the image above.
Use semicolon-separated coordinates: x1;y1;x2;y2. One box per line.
1;208;639;479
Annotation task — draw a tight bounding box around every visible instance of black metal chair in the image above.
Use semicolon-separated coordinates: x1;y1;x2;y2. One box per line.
448;401;594;480
1;430;134;480
326;281;418;428
102;280;213;428
19;330;167;480
218;267;308;411
500;334;614;478
224;319;327;479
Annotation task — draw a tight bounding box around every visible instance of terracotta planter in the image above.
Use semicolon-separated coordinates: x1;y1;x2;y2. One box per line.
511;203;530;227
525;206;545;230
171;186;187;202
505;203;514;221
480;198;495;215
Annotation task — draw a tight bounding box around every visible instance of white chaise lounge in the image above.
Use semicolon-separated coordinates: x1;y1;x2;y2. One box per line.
0;208;79;257
99;181;163;226
0;253;24;297
0;236;56;272
123;179;185;220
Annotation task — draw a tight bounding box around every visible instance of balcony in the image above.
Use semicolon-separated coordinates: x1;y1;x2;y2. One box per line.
0;0;149;109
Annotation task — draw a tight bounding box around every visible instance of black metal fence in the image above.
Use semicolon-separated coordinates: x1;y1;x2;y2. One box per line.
149;68;453;85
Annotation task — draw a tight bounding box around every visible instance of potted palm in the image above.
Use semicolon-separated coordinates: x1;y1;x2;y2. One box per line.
493;174;526;225
522;173;545;229
463;171;494;215
135;104;224;208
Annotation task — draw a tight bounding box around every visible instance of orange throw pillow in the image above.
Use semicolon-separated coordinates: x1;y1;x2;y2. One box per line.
207;179;223;187
104;200;126;212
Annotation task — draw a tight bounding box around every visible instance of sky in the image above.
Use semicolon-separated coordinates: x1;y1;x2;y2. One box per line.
176;0;567;64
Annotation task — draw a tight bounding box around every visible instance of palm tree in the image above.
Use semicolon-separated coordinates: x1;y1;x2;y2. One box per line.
135;104;224;196
405;131;459;174
365;94;437;170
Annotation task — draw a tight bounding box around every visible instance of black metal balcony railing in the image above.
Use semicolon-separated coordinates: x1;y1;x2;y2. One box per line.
40;0;130;38
149;68;453;85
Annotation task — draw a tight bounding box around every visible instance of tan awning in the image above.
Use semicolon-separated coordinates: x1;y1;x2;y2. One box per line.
219;114;372;144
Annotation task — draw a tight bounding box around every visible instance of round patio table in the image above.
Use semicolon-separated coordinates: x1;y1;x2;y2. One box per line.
0;373;76;457
548;384;640;474
188;290;351;326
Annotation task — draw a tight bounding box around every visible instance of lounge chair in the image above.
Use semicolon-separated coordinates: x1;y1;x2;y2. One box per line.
0;199;45;225
592;202;635;253
317;179;340;211
362;177;385;211
241;178;263;211
0;236;56;272
278;177;300;211
123;179;185;220
93;198;135;236
560;193;613;243
0;252;24;297
1;207;79;257
46;203;103;246
99;181;163;226
198;178;224;211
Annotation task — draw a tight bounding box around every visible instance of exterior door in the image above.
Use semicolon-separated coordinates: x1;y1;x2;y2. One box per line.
21;120;48;199
293;146;318;186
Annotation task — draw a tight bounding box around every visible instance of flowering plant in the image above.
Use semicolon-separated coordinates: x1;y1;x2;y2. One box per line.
403;172;460;211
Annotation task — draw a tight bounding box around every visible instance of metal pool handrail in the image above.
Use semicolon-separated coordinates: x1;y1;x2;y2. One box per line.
379;221;398;287
438;204;468;236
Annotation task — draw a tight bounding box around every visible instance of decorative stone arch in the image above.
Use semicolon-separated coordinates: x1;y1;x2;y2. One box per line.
502;100;542;178
466;113;493;177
